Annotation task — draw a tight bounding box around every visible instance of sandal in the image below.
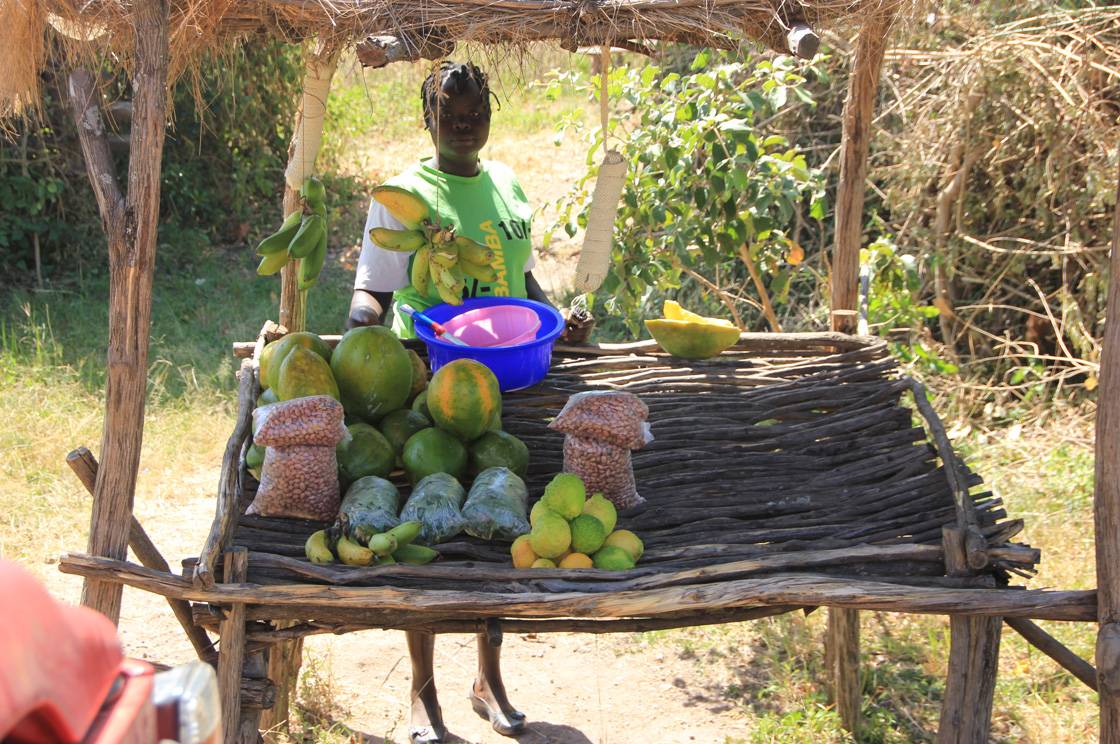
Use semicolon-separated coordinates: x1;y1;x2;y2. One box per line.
409;725;446;744
469;692;526;737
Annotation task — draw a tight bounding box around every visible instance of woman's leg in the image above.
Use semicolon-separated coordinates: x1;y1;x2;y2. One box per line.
471;621;525;735
407;630;446;742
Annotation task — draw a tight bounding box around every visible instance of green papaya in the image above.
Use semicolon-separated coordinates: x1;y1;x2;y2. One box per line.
275;347;340;402
337;423;396;487
261;332;332;390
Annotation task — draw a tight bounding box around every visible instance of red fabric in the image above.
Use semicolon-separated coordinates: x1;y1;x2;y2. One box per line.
0;560;124;743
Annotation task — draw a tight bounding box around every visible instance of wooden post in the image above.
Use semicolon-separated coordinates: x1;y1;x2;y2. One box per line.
830;11;895;334
218;548;250;744
826;608;861;735
1095;153;1120;742
66;0;168;625
938;527;1002;743
278;48;338;332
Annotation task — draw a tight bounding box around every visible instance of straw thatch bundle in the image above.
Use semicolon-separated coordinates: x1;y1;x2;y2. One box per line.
2;0;909;116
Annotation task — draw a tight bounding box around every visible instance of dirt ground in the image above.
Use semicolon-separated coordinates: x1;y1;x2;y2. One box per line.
41;467;755;744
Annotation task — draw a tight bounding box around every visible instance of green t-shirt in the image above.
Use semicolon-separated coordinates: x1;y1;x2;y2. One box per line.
373;159;534;338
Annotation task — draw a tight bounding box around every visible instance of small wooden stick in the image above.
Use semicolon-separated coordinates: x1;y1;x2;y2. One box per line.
66;447;216;663
1005;617;1098;692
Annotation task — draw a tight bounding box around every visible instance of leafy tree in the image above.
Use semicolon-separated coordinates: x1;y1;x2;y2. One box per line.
547;50;827;333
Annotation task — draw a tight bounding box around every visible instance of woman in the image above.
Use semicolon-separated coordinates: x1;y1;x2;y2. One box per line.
349;61;554;335
348;61;535;743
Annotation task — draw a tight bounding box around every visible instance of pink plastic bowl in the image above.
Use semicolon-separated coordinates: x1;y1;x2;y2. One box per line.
441;304;542;348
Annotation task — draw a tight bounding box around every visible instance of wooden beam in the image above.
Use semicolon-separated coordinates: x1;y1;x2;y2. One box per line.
58;554;1100;621
1096;151;1120;742
787;22;820;59
826;608;861;735
1005;617;1097;692
356;34;454;68
67;0;169;625
66;447;216;662
830;10;895;333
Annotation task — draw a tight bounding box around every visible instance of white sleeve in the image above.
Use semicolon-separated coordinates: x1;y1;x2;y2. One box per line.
355;199;412;293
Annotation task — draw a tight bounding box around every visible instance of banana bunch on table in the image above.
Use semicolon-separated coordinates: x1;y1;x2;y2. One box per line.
256;176;329;290
369;185;497;305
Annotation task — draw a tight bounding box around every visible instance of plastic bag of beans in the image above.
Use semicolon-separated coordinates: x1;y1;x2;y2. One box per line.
548;390;652;449
563;435;643;510
248;396;348;521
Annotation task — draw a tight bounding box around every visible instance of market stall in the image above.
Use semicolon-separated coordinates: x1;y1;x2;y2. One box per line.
4;0;1120;741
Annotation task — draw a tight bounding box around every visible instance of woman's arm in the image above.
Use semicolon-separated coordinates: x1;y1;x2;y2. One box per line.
524;271;552;307
348;288;395;329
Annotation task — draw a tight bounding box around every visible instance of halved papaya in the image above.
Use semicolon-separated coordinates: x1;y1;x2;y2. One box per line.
645;302;741;360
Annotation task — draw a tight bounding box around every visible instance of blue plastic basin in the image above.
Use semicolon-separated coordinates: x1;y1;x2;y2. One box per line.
414;298;564;392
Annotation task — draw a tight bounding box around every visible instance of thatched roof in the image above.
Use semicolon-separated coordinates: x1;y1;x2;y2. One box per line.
2;0;905;114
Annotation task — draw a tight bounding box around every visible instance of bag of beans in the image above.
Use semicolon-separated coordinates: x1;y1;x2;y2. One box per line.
550;391;652;510
248;396;348;521
549;390;653;449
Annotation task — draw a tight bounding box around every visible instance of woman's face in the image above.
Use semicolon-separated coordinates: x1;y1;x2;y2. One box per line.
428;76;491;163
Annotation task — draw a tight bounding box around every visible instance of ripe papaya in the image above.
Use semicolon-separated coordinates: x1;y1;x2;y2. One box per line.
426;359;501;442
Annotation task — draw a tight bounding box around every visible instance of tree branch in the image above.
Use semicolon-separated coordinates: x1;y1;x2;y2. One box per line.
67;68;124;232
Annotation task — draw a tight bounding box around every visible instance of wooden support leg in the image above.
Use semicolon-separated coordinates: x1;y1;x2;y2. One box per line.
937;616;1002;744
219;548;250;744
1094;154;1120;743
825;608;861;736
260;633;303;741
938;527;1002;743
66;0;169;626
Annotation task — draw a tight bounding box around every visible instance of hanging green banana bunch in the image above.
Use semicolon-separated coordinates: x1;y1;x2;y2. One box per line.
254;176;330;280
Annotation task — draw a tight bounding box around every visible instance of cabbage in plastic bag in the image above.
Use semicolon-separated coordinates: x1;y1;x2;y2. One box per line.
399;473;466;545
461;467;530;541
340;476;401;543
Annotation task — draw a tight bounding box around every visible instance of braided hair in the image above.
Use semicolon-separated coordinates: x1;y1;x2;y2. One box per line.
421;61;497;129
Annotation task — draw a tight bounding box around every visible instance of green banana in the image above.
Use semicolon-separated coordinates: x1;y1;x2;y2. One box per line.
297;231;327;290
452;235;495;265
366;533;399;557
288;214;326;259
256;250;289;276
336;534;376;566
257;211;303;255
304;529;335;565
374;554;397;565
429;248;459;269
411;247;431;295
385;521;422;547
393;543;439;565
301;176;326;208
370;227;427;252
459;259;498;283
